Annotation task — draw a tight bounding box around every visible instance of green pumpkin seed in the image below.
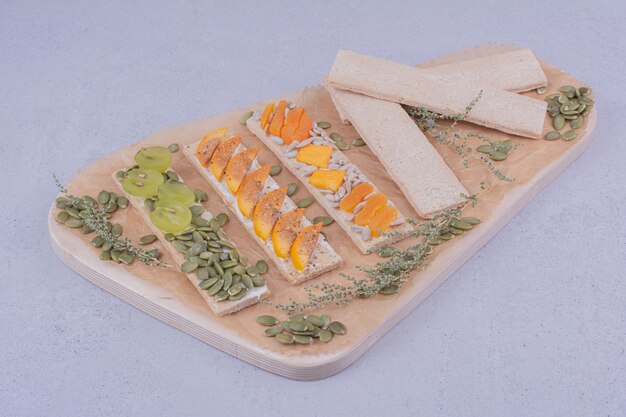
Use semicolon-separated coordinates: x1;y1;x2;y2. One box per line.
167;143;179;153
286;183;297;197
100;250;112;261
578;87;590;96
199;277;219;289
335;140;350;150
553;115;565;130
563;129;577;141
196;268;209;281
536;87;547;94
65;218;84;228
111;223;123;237
241;274;254;289
306;315;325;327
265;326;283;337
328;321;347;335
560;85;576;96
570;117;582;129
214;290;230;302
194;189;208;202
257;315;279;326
292;335;312;344
424;245;433;255
275;333;294;344
255;260;268;275
450;220;473;230
439;233;454;240
104;201;118;213
288;322;307;332
321;314;331;329
66;207;81;219
240;110;254;125
251;276;265;287
316;121;331;129
91;236;105;247
296;197;314;208
428;238;442;245
57;211;69;223
180;261;198;273
119;251;135;265
329;132;343;143
352;137;366;147
189;205;203;217
98;191;110;204
102;241;113;251
82;195;98;207
460;217;480;225
207;279;224;296
227;284;242;296
557;95;568;104
138;234;157;245
544;131;561;141
270;165;282;176
579;97;594;105
220;260;237;269
489;151;507;161
312;216;334;226
380;284;399;295
117;197;129;209
216;213;229;227
319;329;333;343
477;145;494;154
81;224;94;234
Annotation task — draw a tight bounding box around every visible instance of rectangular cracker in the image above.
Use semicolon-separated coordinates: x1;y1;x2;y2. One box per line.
417;48;547;93
182;141;342;285
331;48;547;126
329;88;469;218
246;105;414;254
327;49;547;138
113;170;270;316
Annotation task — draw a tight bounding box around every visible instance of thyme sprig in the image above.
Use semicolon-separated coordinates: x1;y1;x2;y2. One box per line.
53;174;166;267
403;91;516;182
264;208;465;314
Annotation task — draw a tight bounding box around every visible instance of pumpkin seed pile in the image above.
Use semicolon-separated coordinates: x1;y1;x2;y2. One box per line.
171;208;269;302
476;140;515;161
55;191;150;265
427;216;480;246
543;85;593;141
329;132;350;150
256;313;347;345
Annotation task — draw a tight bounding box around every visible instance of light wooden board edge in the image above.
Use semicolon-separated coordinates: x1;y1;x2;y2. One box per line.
48;111;595;380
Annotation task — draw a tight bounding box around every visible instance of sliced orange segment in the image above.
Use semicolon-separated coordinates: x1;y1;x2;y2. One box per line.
272;208;304;258
296;145;333;169
268;100;287;137
253;187;288;241
354;193;388;226
195;127;228;167
292;111;313;143
339;182;374;212
210;136;241;180
281;108;304;145
290;223;323;270
368;206;398;236
236;165;271;218
260;102;275;130
308;169;345;193
224;147;259;194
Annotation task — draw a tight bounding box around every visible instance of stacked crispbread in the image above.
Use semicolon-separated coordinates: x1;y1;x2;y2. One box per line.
325;48;548;218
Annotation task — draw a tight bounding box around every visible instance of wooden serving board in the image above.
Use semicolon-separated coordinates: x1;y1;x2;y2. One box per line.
48;46;596;380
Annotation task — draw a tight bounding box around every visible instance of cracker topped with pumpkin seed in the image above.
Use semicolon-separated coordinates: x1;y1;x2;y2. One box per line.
245;101;413;254
182;128;342;285
113;146;270;316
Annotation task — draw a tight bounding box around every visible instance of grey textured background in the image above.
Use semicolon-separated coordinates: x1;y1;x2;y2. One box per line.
1;1;625;416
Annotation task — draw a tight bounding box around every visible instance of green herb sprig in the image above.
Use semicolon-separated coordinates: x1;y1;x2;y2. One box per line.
53;174;165;267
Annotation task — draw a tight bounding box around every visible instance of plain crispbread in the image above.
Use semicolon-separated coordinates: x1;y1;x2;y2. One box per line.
327;49;547;138
329;88;469;218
